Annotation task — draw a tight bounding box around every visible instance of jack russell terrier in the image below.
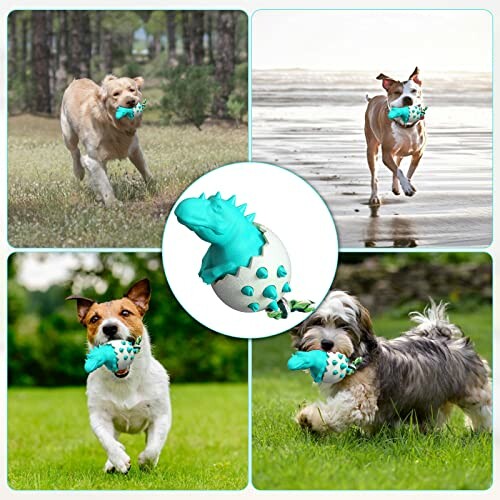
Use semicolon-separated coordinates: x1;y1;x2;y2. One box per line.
364;67;427;205
67;278;171;473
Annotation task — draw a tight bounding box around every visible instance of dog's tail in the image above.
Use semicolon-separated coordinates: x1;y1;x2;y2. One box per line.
365;94;372;102
409;299;463;339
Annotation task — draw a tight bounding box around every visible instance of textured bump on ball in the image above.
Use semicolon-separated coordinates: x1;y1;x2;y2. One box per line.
267;300;279;312
282;282;291;293
241;286;254;296
248;302;260;312
277;265;288;278
256;267;268;279
263;285;278;300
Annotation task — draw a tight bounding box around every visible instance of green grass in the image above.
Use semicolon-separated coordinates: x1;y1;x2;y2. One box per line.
8;384;248;490
8;114;247;248
252;306;493;490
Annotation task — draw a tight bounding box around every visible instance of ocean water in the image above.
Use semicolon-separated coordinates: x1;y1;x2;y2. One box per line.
252;70;492;248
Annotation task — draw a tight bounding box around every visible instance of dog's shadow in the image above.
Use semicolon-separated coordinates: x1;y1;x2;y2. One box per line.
364;204;418;248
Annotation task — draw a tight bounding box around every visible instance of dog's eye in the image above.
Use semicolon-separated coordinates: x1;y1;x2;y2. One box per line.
121;309;131;317
90;315;100;324
411;89;417;93
129;87;135;92
394;91;402;96
113;91;120;97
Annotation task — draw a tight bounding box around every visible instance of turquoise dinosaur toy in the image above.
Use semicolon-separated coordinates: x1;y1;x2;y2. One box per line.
287;350;362;384
388;103;427;125
175;192;265;285
115;99;147;120
85;337;142;377
174;193;315;318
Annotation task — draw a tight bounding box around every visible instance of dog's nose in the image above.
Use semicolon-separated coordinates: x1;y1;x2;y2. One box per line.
126;98;137;107
103;324;118;337
320;339;334;351
403;96;413;106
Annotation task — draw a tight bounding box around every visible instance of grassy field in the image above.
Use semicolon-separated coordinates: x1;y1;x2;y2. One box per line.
8;115;247;248
252;306;493;490
8;384;248;490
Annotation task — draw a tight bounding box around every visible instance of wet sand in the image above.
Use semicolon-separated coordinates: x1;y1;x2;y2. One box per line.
252;71;492;248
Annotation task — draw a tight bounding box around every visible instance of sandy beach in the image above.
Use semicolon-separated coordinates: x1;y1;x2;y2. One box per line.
252;70;492;248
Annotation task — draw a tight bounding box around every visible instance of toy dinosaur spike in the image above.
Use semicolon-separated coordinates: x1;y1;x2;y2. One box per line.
237;203;247;214
199;193;206;200
214;192;222;200
246;213;256;222
227;195;237;205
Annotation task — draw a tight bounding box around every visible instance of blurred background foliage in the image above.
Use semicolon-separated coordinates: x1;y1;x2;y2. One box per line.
336;252;491;315
8;10;248;128
8;253;248;387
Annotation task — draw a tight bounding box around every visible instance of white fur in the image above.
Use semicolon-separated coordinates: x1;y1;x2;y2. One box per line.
87;326;171;473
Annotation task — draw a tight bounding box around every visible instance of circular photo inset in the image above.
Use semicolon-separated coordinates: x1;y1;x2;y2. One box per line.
162;162;338;339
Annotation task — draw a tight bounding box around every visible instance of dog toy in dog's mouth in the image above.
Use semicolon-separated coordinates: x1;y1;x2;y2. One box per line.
174;192;315;319
85;336;142;377
115;100;147;120
287;350;362;384
388;104;427;125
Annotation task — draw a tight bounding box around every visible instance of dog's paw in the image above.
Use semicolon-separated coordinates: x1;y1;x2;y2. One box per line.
138;449;160;471
107;449;131;474
369;195;381;206
392;186;400;196
295;404;328;433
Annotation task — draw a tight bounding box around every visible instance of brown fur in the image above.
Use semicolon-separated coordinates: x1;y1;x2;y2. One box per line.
66;279;151;345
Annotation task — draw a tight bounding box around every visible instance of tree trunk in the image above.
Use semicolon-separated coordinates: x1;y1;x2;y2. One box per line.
80;12;92;78
207;13;215;66
21;15;28;84
8;12;17;81
191;12;204;65
166;11;177;66
213;12;236;118
32;11;51;114
181;12;192;64
93;11;102;59
103;30;113;75
69;11;81;78
55;11;69;100
46;11;56;110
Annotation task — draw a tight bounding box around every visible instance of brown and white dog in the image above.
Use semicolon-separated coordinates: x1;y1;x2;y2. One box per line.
67;279;171;473
364;67;427;205
61;75;153;206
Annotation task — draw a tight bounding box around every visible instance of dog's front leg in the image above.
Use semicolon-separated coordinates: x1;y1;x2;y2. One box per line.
381;150;416;197
81;154;117;206
128;140;154;187
138;414;172;470
89;411;131;474
406;150;424;189
296;389;377;433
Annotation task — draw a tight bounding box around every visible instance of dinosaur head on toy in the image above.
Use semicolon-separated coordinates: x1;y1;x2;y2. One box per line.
175;192;258;246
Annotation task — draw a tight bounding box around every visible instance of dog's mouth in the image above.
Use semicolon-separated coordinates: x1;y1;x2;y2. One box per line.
114;368;130;379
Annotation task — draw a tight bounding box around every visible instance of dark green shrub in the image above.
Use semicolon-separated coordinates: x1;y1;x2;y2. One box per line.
161;65;217;129
227;62;248;125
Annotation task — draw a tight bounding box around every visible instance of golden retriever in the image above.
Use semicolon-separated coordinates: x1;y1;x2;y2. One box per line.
60;74;152;205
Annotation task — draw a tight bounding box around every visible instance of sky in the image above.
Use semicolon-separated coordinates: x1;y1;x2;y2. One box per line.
252;10;492;73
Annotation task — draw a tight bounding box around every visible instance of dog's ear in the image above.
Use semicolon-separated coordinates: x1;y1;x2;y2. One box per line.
376;73;397;92
124;278;151;315
102;74;118;85
133;76;144;90
408;66;422;86
99;74;118;100
66;295;95;325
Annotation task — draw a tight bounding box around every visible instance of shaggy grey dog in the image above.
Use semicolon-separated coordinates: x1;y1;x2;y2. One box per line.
292;291;492;433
